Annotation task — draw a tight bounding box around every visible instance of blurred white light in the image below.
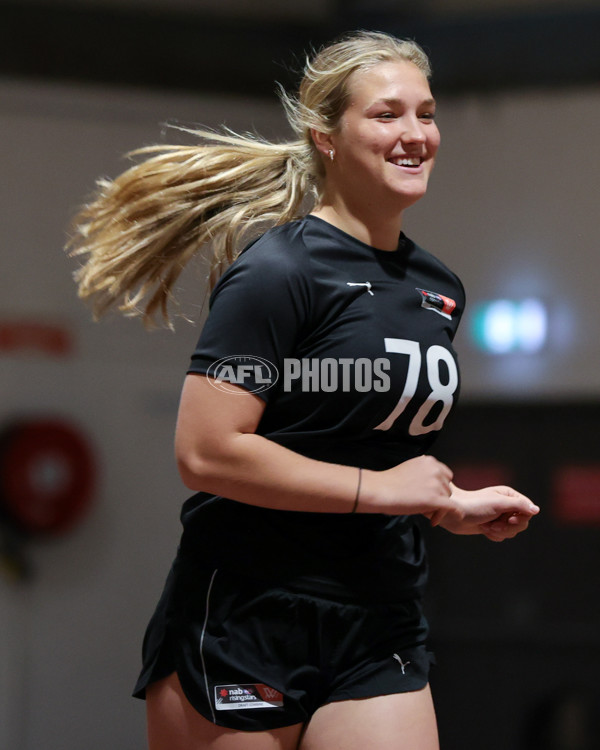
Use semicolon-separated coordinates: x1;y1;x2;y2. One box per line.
485;300;517;353
517;298;547;352
471;298;548;354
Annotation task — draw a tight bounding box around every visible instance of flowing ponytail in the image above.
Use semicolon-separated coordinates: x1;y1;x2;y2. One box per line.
67;31;431;327
67;129;316;327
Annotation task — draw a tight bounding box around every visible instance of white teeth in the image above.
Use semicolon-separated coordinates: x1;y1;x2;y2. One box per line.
393;157;421;167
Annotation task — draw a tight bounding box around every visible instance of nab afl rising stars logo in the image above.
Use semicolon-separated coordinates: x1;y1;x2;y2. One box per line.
417;288;456;320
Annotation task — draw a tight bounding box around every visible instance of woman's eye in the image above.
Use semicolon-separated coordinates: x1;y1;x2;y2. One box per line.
419;112;436;121
377;112;396;120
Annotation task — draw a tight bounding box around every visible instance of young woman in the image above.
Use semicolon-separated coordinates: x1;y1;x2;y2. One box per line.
68;31;540;750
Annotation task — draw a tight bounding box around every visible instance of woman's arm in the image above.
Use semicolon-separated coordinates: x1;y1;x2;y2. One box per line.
175;373;459;517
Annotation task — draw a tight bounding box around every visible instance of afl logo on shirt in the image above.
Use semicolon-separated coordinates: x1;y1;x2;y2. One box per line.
416;288;456;320
207;355;279;394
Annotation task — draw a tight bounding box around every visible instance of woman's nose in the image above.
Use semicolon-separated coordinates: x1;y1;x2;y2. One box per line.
400;118;426;144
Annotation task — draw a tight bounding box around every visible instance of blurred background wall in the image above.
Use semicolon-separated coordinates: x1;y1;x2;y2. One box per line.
1;1;599;748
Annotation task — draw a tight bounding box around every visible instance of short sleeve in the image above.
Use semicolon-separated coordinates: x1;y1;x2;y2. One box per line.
187;238;311;402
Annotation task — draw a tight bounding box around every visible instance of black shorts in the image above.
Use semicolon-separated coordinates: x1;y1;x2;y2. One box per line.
133;560;434;731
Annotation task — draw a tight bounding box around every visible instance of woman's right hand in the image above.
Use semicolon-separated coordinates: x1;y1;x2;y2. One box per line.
361;455;460;518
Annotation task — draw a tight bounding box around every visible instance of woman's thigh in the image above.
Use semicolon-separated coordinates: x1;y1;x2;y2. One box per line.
299;685;439;750
146;672;304;750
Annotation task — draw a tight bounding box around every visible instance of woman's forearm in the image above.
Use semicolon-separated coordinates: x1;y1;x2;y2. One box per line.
178;430;362;513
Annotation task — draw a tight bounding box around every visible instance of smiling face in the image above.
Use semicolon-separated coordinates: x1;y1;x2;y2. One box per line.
322;60;440;213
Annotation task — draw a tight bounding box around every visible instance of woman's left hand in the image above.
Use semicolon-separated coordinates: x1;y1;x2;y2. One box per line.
434;483;540;541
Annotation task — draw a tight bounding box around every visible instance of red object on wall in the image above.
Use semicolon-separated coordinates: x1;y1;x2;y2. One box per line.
553;465;600;524
0;419;96;534
0;321;73;356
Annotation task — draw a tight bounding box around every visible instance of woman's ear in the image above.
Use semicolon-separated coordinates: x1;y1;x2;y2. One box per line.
310;128;334;160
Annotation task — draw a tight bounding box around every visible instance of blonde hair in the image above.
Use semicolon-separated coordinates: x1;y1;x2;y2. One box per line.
67;31;431;327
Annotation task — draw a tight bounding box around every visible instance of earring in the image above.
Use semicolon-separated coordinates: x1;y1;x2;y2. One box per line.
328;149;335;162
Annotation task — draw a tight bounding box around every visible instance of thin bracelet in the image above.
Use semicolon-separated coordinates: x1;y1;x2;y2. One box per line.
351;467;362;513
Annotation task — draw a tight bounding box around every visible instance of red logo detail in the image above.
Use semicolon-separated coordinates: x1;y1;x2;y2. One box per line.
438;294;456;316
219;689;229;697
256;684;283;702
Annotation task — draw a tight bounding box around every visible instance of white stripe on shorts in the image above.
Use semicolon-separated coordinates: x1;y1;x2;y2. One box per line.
200;568;219;723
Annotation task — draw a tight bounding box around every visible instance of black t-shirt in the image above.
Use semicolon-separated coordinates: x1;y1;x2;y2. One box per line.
180;215;465;602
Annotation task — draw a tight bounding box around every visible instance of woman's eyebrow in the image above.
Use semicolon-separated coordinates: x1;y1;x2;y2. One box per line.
368;96;437;108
